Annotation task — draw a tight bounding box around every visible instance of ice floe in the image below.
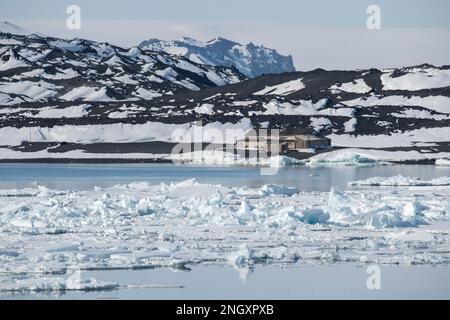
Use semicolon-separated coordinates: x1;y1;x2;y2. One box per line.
349;175;450;186
0;276;120;293
170;150;304;167
0;179;449;292
436;159;450;166
328;188;428;228
306;149;389;167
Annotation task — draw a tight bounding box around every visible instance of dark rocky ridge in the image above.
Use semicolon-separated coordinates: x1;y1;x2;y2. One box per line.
1;28;450;162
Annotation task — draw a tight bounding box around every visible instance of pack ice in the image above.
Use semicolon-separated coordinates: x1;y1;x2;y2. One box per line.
0;178;449;293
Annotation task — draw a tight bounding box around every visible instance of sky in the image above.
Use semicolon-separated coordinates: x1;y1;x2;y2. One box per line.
1;0;450;70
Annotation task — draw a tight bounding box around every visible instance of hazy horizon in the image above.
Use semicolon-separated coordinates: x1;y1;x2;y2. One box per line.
1;0;450;70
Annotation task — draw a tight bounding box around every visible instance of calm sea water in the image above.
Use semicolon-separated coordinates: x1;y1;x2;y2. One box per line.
0;163;450;191
4;264;450;300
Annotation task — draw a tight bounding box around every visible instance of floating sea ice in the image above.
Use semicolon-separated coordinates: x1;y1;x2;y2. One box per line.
136;198;156;216
1;178;450;291
171;150;304;168
349;175;450;186
159;232;175;242
0;188;36;197
436;158;450;166
263;206;329;229
403;201;426;218
257;184;298;196
167;178;229;198
228;244;255;267
238;200;254;214
0;276;119;293
306;150;388;167
260;155;304;167
0;185;65;197
296;208;329;225
403;253;450;265
327;188;426;228
263;206;303;229
365;206;419;229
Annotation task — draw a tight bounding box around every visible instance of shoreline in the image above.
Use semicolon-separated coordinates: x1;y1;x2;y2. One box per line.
0;143;449;165
0;158;440;165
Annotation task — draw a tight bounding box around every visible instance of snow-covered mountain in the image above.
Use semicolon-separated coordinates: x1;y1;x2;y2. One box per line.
0;31;244;105
139;37;296;78
1;62;450;163
1;23;450;163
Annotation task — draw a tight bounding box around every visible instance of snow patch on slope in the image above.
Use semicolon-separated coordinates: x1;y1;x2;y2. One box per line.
330;79;372;93
343;95;450;114
0;119;252;146
59;87;114;102
254;79;304;95
381;67;450;91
